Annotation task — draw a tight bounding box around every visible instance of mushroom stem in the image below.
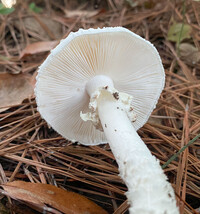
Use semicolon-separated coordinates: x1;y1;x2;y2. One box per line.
97;93;179;214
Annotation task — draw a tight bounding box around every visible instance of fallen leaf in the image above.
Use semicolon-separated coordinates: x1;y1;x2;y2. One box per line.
14;17;62;41
125;0;138;8
64;9;101;18
167;22;191;44
29;2;43;13
1;181;108;214
0;3;15;14
179;43;200;65
179;43;198;54
20;40;58;59
0;73;34;112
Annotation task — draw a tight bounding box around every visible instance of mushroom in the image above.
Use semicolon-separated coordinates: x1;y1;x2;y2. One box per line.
35;27;179;214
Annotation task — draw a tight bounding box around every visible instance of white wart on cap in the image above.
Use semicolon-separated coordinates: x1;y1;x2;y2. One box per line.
35;27;164;145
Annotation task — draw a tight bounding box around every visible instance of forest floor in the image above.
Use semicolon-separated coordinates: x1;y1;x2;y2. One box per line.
0;0;200;213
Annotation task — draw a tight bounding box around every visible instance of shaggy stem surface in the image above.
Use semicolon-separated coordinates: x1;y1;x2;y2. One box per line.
97;93;179;214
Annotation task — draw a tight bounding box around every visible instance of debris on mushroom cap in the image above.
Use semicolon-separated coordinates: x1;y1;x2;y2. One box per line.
35;27;165;145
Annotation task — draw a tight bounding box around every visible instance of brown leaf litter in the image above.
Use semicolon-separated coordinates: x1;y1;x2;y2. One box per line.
1;181;108;214
20;40;58;59
0;73;34;112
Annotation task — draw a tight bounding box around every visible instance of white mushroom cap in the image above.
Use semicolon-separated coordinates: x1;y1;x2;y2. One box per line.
35;27;165;145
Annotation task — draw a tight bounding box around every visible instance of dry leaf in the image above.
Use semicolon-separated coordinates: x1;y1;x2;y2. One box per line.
14;17;62;41
167;22;191;44
179;43;200;65
0;73;34;112
64;9;101;18
1;181;108;214
0;2;15;14
20;40;58;59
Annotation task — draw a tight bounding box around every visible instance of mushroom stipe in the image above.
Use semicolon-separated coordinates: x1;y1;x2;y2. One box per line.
35;27;180;214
